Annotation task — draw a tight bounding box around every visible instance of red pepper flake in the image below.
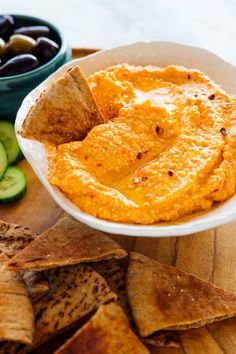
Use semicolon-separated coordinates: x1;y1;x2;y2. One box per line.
142;176;148;181
208;94;215;100
220;127;227;136
187;74;191;80
156;126;164;135
168;169;174;176
137;152;142;160
132;177;140;184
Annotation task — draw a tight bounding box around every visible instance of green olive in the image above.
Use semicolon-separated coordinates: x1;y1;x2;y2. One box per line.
6;34;36;56
0;38;5;58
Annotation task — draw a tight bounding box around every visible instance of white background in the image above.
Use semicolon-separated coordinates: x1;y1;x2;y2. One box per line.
1;0;235;63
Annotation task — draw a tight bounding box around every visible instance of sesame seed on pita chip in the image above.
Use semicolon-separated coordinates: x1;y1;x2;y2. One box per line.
55;302;150;354
127;252;236;338
0;252;34;345
19;66;104;145
8;217;127;271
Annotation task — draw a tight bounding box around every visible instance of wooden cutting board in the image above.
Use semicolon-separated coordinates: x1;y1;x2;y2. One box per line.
1;49;236;354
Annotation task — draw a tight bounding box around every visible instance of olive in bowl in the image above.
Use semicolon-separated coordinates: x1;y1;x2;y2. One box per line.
0;14;71;120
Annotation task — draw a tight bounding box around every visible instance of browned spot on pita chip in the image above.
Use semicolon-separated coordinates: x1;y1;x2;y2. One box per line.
9;263;117;353
19;66;104;145
8;217;127;271
0;253;34;344
0;220;36;257
127;252;236;338
55;302;150;354
23;272;49;302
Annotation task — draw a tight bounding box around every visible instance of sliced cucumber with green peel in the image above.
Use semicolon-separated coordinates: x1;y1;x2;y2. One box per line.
0;120;21;165
0;142;8;179
0;166;27;203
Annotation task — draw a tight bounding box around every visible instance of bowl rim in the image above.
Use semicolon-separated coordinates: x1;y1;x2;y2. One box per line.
15;40;236;237
0;13;68;81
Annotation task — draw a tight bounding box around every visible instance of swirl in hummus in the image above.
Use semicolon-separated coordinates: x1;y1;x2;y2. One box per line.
48;64;236;224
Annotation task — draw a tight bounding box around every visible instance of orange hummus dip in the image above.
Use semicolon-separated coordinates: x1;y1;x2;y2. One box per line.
48;64;236;224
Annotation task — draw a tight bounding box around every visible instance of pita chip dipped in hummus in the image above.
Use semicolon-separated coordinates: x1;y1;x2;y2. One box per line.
19;66;104;145
46;64;236;224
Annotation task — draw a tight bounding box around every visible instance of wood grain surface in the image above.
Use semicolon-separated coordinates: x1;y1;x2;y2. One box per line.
1;48;236;353
1;159;236;354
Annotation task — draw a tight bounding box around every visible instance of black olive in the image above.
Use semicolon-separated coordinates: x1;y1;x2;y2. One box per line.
0;15;14;39
14;25;50;39
0;54;39;77
32;37;59;63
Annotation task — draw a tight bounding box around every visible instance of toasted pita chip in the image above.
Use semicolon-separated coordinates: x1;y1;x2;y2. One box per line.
8;263;117;353
55;302;150;354
0;253;34;344
19;66;104;145
23;272;49;302
0;220;36;257
8;217;127;271
33;265;117;345
127;252;236;338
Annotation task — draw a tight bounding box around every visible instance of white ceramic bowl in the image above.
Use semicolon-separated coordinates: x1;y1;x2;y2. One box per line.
15;41;236;237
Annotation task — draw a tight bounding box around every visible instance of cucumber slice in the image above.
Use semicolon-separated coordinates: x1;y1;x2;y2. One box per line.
0;166;27;203
0;142;8;179
0;120;21;165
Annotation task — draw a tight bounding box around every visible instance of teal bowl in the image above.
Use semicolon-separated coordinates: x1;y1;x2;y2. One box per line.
0;14;71;121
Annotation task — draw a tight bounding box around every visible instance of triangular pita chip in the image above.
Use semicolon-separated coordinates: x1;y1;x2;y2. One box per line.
8;217;127;271
8;263;117;353
55;302;150;354
93;259;179;348
127;252;236;337
23;271;49;302
0;253;34;344
0;220;36;257
19;66;104;145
